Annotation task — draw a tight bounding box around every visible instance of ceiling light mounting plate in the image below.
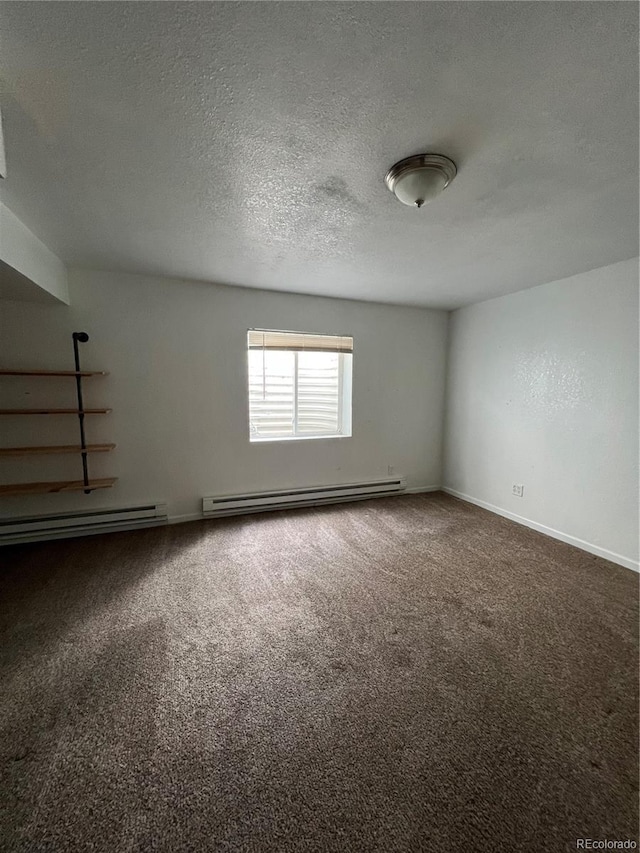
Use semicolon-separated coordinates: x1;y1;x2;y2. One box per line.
385;153;457;208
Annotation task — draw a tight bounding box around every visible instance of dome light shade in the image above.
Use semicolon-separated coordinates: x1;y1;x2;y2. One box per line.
385;153;457;208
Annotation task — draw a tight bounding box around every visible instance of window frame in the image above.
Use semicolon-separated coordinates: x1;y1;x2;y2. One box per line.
247;329;353;444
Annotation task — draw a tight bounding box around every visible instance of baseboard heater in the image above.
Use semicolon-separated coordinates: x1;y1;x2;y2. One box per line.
202;477;407;518
0;503;168;546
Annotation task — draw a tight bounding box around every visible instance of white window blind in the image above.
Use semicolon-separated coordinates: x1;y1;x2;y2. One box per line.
248;330;353;353
248;330;353;441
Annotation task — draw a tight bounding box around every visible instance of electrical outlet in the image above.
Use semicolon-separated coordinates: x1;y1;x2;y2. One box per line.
388;465;395;476
512;484;524;498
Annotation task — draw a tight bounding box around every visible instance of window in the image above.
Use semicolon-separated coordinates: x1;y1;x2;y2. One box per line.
248;330;353;442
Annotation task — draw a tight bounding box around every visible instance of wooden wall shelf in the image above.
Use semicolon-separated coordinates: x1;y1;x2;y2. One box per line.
0;444;116;457
0;408;112;415
0;478;118;496
0;369;108;377
0;333;116;496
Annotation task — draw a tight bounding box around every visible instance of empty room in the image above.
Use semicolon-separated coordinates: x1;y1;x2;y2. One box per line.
0;2;638;852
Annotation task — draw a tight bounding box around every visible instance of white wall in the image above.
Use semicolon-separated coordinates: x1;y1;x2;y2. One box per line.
0;202;69;304
444;258;639;570
0;269;448;521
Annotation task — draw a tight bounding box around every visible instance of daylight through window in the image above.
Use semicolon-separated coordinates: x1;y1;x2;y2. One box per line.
248;330;353;441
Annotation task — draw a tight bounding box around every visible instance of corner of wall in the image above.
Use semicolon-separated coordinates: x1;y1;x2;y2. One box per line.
0;202;70;304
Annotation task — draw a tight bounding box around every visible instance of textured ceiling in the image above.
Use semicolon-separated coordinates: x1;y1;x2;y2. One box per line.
0;2;638;308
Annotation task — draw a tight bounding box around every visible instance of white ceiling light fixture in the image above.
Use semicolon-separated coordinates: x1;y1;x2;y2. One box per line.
385;153;457;208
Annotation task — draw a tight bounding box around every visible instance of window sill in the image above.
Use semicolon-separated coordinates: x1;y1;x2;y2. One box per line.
250;433;352;444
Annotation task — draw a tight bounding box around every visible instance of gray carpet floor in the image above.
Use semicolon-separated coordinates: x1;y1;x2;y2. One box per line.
0;492;638;852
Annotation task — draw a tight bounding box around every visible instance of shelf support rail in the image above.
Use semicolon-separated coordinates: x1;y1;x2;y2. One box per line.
72;332;91;493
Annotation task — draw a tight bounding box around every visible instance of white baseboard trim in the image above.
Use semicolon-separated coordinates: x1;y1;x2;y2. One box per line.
405;485;441;494
442;488;639;573
168;513;203;525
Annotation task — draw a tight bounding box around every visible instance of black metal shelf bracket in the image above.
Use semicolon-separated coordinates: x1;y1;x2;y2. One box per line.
72;332;91;493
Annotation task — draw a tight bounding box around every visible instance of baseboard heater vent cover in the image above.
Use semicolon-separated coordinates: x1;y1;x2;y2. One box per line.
202;478;406;518
0;503;168;545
